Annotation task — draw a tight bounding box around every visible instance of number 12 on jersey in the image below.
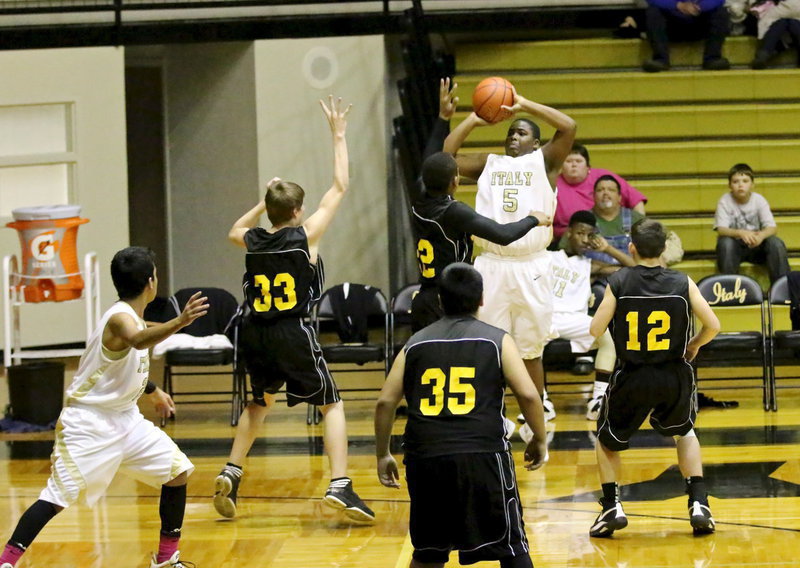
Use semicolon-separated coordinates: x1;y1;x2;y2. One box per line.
625;310;671;351
420;366;476;416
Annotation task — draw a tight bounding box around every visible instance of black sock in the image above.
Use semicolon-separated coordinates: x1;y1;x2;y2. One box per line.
601;482;619;506
10;500;60;548
500;554;534;568
159;484;187;536
685;476;708;505
595;370;611;383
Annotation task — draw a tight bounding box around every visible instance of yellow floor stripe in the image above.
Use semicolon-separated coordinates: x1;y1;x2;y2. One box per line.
395;531;414;568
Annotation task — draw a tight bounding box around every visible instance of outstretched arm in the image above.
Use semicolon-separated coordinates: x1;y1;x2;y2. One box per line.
104;292;209;351
445;201;550;246
228;184;274;247
303;96;352;248
443;112;491;181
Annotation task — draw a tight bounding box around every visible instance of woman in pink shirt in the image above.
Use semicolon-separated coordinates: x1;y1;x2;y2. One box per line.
554;143;647;239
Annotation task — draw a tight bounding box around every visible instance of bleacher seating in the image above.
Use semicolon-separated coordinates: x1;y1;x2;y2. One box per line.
451;35;800;291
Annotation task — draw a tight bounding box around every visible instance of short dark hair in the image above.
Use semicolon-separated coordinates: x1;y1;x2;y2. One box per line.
510;118;541;141
630;218;666;259
422;152;458;194
594;174;621;193
569;210;597;228
111;247;156;300
438;262;483;316
728;163;755;183
569;143;590;167
265;180;305;225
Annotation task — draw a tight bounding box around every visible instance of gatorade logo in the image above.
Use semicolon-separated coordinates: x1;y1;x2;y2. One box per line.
31;232;58;261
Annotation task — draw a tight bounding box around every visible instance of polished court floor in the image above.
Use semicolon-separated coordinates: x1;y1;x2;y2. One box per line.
1;361;799;567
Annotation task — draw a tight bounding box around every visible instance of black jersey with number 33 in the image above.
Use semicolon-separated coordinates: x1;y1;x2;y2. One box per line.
402;316;510;459
243;226;324;322
608;265;691;365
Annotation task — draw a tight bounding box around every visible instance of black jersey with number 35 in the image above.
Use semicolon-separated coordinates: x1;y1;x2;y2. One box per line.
243;226;324;321
402;316;510;459
412;195;472;287
608;265;691;365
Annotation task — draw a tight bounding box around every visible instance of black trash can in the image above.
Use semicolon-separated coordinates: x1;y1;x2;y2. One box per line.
7;361;65;425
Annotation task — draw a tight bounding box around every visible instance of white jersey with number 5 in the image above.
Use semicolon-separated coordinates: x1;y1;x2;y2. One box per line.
474;151;556;256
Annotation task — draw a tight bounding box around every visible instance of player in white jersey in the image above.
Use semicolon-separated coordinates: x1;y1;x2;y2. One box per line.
444;90;577;421
0;247;208;568
548;211;634;421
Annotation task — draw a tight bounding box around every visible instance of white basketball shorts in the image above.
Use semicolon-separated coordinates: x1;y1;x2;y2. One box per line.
552;311;596;354
39;405;194;508
474;251;555;359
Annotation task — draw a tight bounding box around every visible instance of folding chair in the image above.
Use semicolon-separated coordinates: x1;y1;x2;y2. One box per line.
309;283;389;424
160;287;247;426
694;274;770;410
767;275;800;411
389;283;420;361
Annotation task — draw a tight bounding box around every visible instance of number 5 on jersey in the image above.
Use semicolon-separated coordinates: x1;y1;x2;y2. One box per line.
253;273;297;312
420;366;476;416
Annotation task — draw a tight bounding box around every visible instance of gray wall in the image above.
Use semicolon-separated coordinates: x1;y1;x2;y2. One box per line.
253;36;389;294
164;42;260;295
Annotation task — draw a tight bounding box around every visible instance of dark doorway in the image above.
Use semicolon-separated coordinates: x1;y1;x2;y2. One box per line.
125;66;169;291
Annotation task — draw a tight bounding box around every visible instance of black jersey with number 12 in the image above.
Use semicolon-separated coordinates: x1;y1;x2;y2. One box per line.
608;265;692;365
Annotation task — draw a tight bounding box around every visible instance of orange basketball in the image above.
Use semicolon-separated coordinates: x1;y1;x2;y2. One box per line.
472;77;515;124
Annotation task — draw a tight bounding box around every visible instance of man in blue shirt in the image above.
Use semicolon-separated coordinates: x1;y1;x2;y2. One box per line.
643;0;731;72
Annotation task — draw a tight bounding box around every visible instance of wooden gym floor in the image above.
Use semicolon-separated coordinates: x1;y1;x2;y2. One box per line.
1;360;800;567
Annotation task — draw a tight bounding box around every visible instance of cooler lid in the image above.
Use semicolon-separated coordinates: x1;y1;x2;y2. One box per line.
11;205;82;221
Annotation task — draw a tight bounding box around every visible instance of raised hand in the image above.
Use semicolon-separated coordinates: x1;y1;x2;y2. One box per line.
439;77;459;120
320;95;352;138
178;291;209;327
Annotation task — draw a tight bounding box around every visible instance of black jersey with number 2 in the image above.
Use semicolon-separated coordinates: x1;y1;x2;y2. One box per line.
243;226;324;322
402;315;510;459
412;195;472;287
608;265;691;365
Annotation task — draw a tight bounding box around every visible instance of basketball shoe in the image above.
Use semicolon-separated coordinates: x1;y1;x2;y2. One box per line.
689;500;715;535
323;478;375;522
590;499;628;538
213;464;242;519
586;396;603;421
149;551;195;567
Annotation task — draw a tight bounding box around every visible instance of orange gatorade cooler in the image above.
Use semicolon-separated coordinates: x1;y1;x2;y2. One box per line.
6;205;89;302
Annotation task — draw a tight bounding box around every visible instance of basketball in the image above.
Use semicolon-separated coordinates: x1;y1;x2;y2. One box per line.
472;77;515;124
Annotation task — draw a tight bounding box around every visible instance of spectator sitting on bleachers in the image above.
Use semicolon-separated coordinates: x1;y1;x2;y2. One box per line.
715;162;790;284
583;175;646;265
643;0;731;72
554;143;647;240
750;0;800;69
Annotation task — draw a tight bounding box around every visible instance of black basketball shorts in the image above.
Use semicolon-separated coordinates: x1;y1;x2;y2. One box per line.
240;316;340;407
405;451;530;565
597;359;697;451
410;285;443;333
